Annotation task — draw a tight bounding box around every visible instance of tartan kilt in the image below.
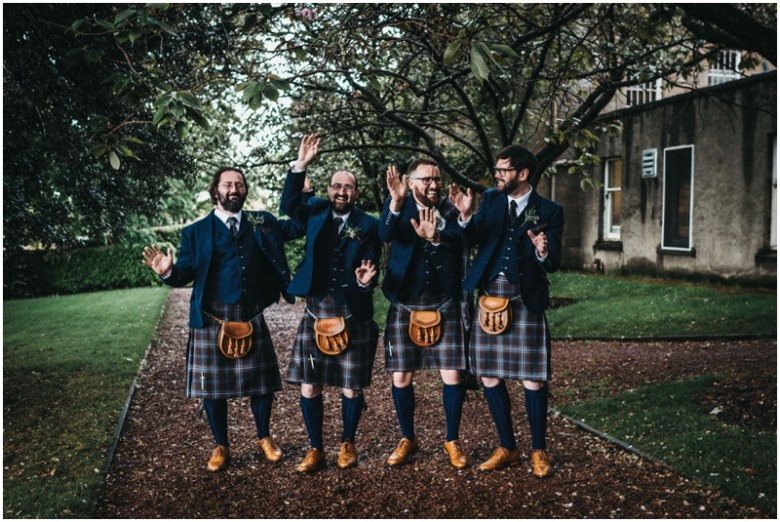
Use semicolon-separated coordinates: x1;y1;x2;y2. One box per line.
470;276;550;381
383;295;466;372
287;296;379;390
185;301;282;399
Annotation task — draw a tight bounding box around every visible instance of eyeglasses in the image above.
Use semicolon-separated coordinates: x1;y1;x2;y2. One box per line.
494;168;516;177
410;177;444;186
329;183;356;192
219;182;246;191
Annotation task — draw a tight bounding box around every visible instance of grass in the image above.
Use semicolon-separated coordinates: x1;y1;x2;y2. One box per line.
3;287;169;519
545;271;776;338
372;271;776;337
558;376;776;516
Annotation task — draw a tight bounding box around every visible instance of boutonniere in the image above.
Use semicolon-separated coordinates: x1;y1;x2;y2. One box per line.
521;206;540;227
245;213;268;232
341;224;362;240
433;208;446;231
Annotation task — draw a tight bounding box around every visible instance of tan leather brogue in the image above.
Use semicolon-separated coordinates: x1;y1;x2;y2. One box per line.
296;448;325;473
531;449;554;478
478;446;520;471
206;445;230;472
257;436;284;463
337;440;358;469
386;437;419;467
443;439;469;469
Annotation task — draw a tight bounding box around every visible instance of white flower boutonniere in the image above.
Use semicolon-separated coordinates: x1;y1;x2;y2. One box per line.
521;207;540;227
245;213;267;231
341;224;362;240
433;208;446;231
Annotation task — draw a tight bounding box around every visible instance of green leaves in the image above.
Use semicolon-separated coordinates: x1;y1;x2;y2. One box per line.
236;76;291;110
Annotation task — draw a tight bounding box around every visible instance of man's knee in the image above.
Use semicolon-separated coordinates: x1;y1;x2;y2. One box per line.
301;384;322;398
392;371;414;388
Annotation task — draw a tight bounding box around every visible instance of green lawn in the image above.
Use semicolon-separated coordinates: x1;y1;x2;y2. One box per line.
546;271;776;337
3;287;169;518
559;376;776;516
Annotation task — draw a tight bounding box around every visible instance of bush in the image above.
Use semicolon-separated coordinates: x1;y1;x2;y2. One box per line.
3;227;182;298
4;224;307;299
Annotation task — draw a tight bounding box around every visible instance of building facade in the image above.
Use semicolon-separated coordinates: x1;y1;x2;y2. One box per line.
541;71;776;285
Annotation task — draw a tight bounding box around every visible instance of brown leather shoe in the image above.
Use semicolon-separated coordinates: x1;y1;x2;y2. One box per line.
478;446;520;471
206;445;230;472
296;448;325;473
531;449;554;477
386;437;418;467
337;440;358;469
443;439;469;469
257;436;284;463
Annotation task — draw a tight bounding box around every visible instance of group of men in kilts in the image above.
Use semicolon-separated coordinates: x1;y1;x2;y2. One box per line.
142;133;563;477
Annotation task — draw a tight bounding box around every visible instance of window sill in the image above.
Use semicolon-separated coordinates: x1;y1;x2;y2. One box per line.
658;246;697;258
594;240;623;252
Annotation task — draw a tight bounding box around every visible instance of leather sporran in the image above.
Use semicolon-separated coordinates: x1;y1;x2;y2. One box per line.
408;310;442;347
478;296;512;335
217;321;254;359
314;317;349;355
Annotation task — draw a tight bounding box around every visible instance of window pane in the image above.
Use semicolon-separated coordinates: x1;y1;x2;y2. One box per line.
663;147;694;249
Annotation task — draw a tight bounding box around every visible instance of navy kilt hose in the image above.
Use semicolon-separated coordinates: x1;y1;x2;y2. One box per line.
287;295;379;390
185;300;282;399
470;276;551;382
384;294;466;372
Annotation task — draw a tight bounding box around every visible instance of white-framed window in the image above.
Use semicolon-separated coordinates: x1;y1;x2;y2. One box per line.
708;50;742;86
603;157;622;240
625;79;662;107
662;145;695;251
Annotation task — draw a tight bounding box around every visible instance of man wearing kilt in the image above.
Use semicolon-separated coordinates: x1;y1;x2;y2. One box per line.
281;134;382;473
379;160;469;469
142;167;306;472
449;144;564;477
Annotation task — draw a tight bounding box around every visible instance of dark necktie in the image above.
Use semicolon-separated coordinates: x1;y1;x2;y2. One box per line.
508;200;518;222
333;216;343;235
227;216;238;238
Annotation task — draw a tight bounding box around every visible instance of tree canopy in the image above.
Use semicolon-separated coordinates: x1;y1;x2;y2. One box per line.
4;3;776;251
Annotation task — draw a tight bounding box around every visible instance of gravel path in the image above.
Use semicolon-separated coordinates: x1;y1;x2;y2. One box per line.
94;288;773;518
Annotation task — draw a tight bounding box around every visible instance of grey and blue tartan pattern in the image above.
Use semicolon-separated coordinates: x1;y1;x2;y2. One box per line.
383;295;466;372
470;276;550;381
185;301;282;399
287;295;379;390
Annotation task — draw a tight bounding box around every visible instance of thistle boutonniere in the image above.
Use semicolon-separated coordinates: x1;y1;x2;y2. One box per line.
341;224;362;240
432;207;446;231
521;206;540;227
245;212;268;232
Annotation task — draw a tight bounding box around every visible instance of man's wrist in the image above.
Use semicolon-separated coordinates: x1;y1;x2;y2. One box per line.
290;161;307;172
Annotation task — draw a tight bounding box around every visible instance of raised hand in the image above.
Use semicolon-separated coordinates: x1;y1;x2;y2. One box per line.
410;206;439;241
386;165;407;211
448;183;473;221
355;259;377;286
293;133;321;171
142;245;173;276
527;229;548;258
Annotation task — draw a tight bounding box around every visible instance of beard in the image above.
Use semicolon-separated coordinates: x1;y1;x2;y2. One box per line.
218;191;246;213
497;176;519;194
330;194;354;214
412;186;441;208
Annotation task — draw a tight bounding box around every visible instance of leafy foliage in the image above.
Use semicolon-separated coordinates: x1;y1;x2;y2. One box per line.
3;4;197;256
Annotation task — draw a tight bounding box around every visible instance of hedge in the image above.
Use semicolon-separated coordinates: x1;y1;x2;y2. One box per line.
4;226;308;299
